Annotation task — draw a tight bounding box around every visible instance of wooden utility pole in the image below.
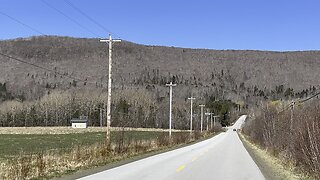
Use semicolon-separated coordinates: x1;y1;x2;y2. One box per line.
210;112;214;129
290;101;295;131
199;105;205;132
205;112;214;131
205;112;210;131
99;107;103;127
188;97;196;134
213;115;220;127
100;34;121;143
166;82;176;138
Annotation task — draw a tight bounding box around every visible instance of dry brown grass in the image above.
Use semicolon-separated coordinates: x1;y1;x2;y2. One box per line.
240;133;307;180
0;126;188;135
0;130;215;179
243;101;320;179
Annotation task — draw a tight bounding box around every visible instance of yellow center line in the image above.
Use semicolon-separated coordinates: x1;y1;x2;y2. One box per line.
176;165;186;172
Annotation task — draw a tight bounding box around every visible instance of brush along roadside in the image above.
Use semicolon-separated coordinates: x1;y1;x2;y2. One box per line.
239;132;310;180
0;129;222;179
0;127;188;135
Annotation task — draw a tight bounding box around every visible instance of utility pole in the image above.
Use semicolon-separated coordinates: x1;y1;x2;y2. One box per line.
100;34;121;144
188;97;196;134
205;112;210;131
205;112;214;131
213;115;220;127
290;101;295;131
289;101;295;153
207;114;209;131
99;107;103;127
166;82;176;138
199;105;205;132
208;113;214;129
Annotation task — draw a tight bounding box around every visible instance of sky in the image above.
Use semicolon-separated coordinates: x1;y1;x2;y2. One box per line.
0;0;319;51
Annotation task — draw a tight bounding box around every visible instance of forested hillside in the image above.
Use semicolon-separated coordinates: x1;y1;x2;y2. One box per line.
1;36;320;103
0;36;320;127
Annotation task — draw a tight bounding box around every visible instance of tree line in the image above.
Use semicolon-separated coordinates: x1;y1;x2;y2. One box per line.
0;88;236;129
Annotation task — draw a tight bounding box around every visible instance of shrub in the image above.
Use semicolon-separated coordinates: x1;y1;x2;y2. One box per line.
243;101;320;178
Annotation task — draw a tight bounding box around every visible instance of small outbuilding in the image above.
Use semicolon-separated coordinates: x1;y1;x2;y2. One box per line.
71;116;88;128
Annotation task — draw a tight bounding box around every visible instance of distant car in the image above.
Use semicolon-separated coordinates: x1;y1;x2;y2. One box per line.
233;129;237;131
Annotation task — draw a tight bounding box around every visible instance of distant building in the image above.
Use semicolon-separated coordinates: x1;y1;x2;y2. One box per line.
71;116;88;128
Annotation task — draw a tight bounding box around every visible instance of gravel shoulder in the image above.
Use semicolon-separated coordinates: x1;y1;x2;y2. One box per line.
239;132;307;180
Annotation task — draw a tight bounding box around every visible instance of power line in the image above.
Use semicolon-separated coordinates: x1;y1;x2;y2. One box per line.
63;0;122;39
41;0;101;38
278;103;292;114
0;52;93;84
278;91;320;114
0;6;105;87
0;11;45;35
298;91;320;103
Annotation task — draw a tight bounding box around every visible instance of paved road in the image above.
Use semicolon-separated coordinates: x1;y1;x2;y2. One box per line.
79;115;265;180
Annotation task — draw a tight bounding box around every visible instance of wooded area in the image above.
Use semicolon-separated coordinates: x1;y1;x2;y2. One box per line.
0;88;235;128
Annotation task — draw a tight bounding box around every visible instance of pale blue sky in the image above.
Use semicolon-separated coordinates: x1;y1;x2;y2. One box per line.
0;0;319;51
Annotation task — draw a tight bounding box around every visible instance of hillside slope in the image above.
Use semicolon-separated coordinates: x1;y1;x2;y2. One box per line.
0;36;319;103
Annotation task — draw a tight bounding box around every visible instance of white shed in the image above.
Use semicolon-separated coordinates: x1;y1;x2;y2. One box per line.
71;119;88;128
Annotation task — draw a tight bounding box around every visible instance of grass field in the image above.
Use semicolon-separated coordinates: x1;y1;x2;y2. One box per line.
0;129;211;179
0;127;185;134
0;131;176;159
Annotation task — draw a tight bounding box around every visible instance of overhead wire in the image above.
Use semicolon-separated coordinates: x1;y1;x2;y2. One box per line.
0;11;45;35
0;52;98;85
63;0;122;39
1;3;117;87
298;91;320;104
0;9;100;85
278;90;320;114
278;104;291;114
40;0;102;38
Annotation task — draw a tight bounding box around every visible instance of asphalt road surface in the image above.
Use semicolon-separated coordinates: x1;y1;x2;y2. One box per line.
79;115;265;180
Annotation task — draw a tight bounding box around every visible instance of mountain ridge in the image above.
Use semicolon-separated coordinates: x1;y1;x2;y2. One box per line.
1;35;320;104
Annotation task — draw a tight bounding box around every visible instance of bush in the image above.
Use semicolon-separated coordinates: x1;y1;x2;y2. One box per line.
0;131;209;179
243;101;320;178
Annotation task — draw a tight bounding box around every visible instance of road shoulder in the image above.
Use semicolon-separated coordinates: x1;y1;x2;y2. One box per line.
239;132;304;180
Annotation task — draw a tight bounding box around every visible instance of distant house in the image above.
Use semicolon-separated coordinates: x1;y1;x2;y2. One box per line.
71;116;88;128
